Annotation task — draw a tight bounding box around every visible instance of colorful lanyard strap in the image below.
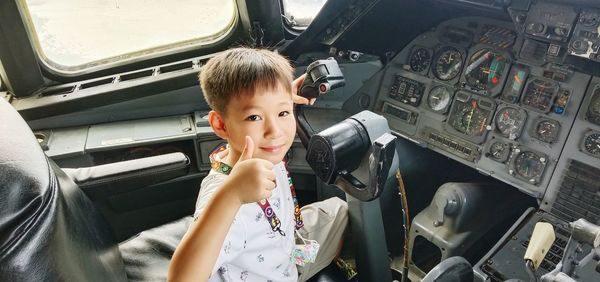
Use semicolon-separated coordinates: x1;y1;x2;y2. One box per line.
209;144;304;236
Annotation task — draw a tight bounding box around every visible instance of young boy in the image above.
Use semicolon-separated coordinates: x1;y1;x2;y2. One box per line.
169;48;348;282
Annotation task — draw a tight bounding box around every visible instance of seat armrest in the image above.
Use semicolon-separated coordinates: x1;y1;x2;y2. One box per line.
64;152;190;198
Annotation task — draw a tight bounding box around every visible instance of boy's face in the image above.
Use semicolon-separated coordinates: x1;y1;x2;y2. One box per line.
212;83;296;165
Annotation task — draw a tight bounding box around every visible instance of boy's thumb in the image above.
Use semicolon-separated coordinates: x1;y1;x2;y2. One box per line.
238;136;254;162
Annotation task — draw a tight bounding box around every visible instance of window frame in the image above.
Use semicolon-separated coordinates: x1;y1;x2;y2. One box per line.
0;0;254;97
19;0;240;78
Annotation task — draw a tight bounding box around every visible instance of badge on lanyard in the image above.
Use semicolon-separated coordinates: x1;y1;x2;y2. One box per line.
292;230;320;266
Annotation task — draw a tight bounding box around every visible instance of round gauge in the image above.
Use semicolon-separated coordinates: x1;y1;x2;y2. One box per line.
589;91;600;114
452;99;490;136
532;118;561;143
521;78;559;113
488;140;510;162
432;47;463;81
587;87;600;125
582;131;600;158
494;106;526;140
409;47;432;73
427;86;452;112
464;49;507;93
513;151;546;183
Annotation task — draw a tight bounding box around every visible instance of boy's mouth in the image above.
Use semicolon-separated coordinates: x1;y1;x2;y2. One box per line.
260;145;285;153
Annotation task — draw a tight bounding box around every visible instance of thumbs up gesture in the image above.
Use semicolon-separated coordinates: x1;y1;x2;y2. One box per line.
224;136;277;205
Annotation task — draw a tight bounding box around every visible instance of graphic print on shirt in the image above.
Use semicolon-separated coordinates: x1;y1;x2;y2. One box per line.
223;241;231;255
240;270;248;281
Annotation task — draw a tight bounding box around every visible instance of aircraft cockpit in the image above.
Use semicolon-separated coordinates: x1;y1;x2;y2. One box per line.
1;0;600;281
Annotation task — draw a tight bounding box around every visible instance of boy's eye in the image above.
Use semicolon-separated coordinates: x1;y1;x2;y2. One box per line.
279;111;290;117
246;115;262;121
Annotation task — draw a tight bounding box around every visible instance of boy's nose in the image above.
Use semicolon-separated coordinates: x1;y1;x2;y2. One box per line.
264;118;283;138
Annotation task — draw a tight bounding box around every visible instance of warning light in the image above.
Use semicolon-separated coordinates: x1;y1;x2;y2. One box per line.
491;76;499;85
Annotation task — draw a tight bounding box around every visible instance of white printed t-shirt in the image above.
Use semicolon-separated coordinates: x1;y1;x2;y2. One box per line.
193;161;297;282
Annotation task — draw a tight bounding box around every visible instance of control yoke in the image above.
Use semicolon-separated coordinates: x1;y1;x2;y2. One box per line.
299;57;346;99
296;57;346;148
296;58;399;201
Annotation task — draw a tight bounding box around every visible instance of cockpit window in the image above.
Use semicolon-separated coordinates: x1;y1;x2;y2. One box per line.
281;0;327;30
21;0;237;74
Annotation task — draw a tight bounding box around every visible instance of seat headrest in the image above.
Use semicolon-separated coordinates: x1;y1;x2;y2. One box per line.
0;98;127;281
0;98;51;246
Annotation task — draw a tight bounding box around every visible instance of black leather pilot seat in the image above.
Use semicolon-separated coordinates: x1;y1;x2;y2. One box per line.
0;98;190;281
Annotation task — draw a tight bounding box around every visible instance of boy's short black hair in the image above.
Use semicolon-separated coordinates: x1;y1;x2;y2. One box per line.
199;47;294;114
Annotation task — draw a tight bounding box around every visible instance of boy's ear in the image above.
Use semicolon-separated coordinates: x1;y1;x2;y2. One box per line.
208;111;229;139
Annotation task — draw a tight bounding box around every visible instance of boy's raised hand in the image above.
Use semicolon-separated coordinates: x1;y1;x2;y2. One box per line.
225;136;276;204
291;74;317;106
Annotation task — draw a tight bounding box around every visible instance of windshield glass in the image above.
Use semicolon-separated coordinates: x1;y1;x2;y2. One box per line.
281;0;327;30
23;0;236;73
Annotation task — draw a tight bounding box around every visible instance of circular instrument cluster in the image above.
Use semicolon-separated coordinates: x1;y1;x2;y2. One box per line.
487;139;511;163
432;46;463;81
521;78;559;113
509;149;547;185
530;118;561;144
586;87;600;125
494;105;527;140
408;47;432;73
464;48;509;96
581;130;600;158
427;85;453;113
446;92;495;144
452;100;490;136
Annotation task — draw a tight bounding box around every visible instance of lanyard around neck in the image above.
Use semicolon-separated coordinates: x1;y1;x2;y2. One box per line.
209;144;304;236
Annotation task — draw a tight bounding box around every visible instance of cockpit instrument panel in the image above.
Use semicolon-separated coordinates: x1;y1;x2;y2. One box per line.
377;16;594;197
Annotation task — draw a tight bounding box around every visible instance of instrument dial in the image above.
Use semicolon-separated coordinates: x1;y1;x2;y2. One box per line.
511;150;547;184
587;87;600;125
501;65;529;103
432;47;463;81
531;118;561;144
409;47;432;73
427;85;452;113
450;99;491;137
494;106;526;140
521;78;559;113
487;140;510;163
446;93;495;144
464;48;508;95
582;131;600;158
